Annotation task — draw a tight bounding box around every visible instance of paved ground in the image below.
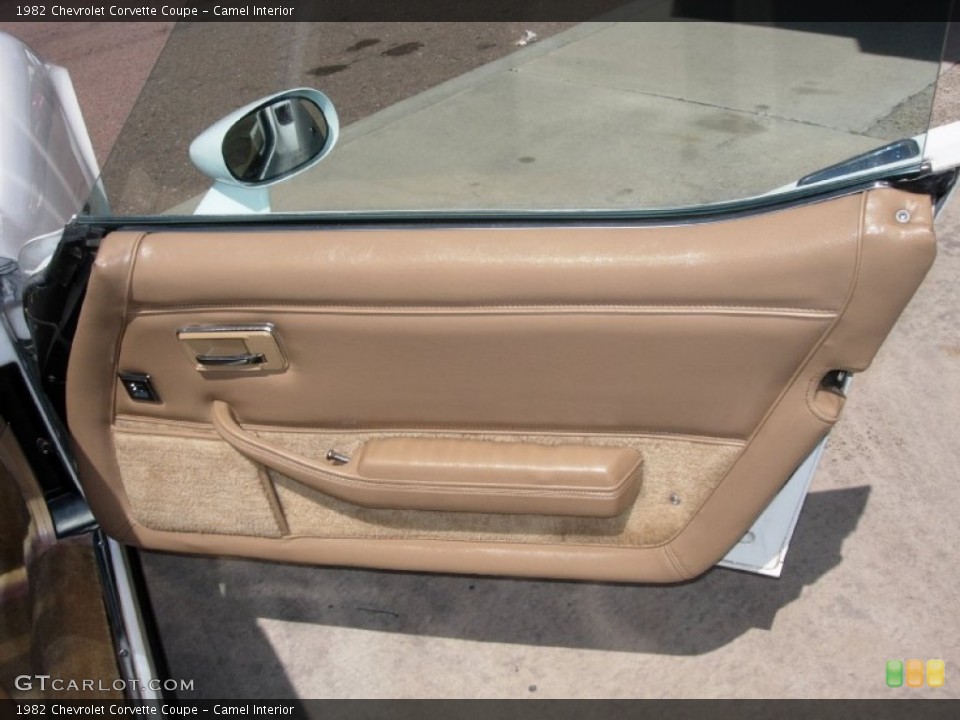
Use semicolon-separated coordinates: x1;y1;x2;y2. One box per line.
0;21;575;214
1;18;958;699
277;20;944;212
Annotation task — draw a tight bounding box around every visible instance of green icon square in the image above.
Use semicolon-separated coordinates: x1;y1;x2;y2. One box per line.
887;659;904;687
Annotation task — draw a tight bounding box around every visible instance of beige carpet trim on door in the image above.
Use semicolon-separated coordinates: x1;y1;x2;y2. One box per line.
264;429;742;547
112;420;743;547
112;430;283;538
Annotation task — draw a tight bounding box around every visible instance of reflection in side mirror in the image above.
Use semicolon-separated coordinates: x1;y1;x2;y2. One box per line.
190;87;339;189
189;88;339;214
223;97;329;184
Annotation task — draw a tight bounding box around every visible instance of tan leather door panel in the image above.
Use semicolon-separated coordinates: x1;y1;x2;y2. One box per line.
65;188;935;583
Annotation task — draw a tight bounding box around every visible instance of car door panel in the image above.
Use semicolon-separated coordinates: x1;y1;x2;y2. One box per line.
65;187;935;583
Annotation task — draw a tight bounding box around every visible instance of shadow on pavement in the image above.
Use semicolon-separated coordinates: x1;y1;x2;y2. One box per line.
142;486;869;698
672;2;951;62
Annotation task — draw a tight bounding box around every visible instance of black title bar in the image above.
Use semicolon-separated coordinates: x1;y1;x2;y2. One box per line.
0;0;955;23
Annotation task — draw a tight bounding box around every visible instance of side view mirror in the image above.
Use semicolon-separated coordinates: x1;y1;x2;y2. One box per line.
189;88;339;214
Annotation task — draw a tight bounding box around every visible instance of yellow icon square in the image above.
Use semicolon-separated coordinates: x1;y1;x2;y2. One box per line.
906;659;924;687
927;659;945;688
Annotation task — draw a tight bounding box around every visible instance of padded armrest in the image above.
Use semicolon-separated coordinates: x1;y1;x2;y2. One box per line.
212;401;642;516
356;438;643;517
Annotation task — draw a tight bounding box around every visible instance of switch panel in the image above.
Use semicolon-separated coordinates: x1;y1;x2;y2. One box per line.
118;372;161;403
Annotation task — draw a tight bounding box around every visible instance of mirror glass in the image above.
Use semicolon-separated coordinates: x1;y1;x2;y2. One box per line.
222;97;329;184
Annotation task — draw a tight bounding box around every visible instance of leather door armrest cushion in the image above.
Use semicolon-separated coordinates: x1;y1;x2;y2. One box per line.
355;438;642;517
213;401;642;516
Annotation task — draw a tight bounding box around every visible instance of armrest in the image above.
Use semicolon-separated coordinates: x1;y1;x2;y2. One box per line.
212;401;642;517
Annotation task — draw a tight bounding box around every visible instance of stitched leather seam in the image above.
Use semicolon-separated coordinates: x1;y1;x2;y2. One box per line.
130;303;839;316
255;428;747;445
257;466;290;537
113;416;749;445
664;544;690;579
155;527;685;555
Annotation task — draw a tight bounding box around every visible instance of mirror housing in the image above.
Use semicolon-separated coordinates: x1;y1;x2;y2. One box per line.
189;88;338;193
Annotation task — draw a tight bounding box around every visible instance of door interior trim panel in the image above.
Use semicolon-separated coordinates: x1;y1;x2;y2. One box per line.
65;188;935;582
114;310;835;438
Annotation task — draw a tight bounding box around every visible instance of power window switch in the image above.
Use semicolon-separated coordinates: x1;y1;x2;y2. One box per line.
119;372;161;403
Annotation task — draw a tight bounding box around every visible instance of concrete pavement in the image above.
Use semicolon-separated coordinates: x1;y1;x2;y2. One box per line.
278;20;943;211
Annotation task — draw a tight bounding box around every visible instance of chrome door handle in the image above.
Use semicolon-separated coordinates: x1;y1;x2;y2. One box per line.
195;353;266;367
179;324;286;373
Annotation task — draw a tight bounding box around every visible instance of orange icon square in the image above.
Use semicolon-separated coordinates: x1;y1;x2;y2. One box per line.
906;659;924;687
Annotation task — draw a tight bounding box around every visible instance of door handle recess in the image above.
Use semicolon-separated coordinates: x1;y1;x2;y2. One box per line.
195;353;266;367
178;324;287;372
